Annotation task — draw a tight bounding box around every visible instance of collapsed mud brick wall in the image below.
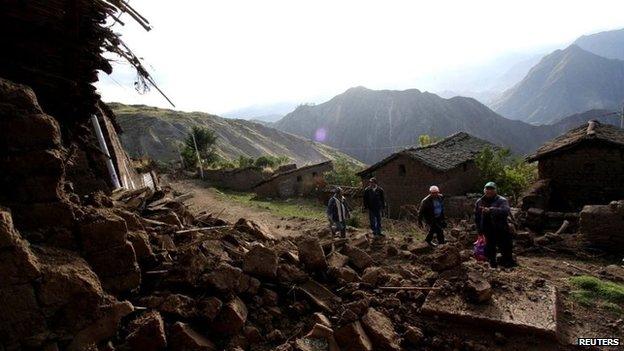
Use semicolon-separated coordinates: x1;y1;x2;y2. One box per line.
580;200;624;252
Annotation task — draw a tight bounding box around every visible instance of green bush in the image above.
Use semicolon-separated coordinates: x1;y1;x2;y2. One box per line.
475;147;537;198
418;134;441;147
182;127;218;169
325;156;363;186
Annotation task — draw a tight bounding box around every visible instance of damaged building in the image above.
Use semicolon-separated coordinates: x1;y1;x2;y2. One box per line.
357;132;494;217
253;161;333;198
525;120;624;211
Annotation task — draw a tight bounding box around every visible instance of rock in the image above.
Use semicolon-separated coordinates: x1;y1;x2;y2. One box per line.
214;297;248;335
404;326;424;346
267;329;285;342
139;294;197;319
169;322;216;351
78;210;128;253
326;251;349;268
261;288;279;306
0;284;47;346
167;247;208;286
361;267;383;286
277;263;309;283
329;266;360;283
410;242;433;255
243;325;263;343
124;311;167;351
334;321;373;351
312;312;331;328
234;218;275;241
68;301;134;351
386;245;399;257
197;297;222;322
127;230;154;262
431;245;460;271
464;271;492;303
204;263;243;292
297;237;328;271
342;245;373;271
243;245;278;279
360;308;401;351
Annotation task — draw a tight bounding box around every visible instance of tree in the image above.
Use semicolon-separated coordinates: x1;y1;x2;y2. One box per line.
181;127;218;168
474;147;537;199
237;155;255;168
325;156;363;187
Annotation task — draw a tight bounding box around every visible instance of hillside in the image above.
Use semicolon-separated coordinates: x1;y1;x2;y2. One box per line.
273;87;558;163
574;28;624;60
491;45;624;124
550;109;621;132
109;103;362;167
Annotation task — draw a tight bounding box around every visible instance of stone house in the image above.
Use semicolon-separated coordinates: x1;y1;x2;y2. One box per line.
254;161;333;198
526;120;624;211
357;132;494;218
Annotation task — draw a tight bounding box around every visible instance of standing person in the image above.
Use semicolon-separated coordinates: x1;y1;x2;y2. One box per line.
363;177;386;237
475;182;515;268
418;185;446;246
327;187;351;238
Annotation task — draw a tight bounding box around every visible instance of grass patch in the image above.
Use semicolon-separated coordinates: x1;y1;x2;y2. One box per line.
215;189;326;220
569;275;624;315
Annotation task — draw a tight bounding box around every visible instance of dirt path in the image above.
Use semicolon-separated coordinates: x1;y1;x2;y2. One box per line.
169;178;324;238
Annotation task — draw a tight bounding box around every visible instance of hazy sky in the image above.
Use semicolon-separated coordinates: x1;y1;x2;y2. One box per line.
96;0;624;114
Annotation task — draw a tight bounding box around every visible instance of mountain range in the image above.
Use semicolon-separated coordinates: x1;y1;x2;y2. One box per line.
109;103;362;167
273;87;560;163
491;44;624;124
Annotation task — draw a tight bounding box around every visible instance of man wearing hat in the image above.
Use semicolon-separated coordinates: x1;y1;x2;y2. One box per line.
418;185;446;246
327;186;351;238
475;182;515;268
363;177;386;237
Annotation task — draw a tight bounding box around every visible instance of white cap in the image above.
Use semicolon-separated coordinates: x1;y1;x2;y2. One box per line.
429;185;440;193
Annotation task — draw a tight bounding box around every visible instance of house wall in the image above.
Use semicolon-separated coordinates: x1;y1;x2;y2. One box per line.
537;143;624;210
361;155;481;218
203;167;269;191
255;163;332;198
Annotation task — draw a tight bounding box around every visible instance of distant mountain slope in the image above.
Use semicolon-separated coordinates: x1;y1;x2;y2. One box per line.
574;28;624;60
550;109;621;132
491;45;624;124
273;87;557;163
110;103;362;167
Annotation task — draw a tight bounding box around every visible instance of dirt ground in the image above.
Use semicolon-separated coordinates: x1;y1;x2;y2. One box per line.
169;178;326;238
167;177;623;350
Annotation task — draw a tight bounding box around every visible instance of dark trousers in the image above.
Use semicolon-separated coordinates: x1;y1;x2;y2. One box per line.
425;220;445;244
484;230;513;267
333;221;346;238
368;209;382;235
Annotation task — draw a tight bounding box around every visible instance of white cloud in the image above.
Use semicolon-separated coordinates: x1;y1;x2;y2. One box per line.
96;0;624;114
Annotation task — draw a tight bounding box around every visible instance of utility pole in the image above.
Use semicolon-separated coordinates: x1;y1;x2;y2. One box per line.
191;131;204;179
621;104;624;129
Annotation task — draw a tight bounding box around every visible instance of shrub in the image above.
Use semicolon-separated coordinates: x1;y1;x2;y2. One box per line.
475;147;537;199
181;127;218;169
325;156;363;187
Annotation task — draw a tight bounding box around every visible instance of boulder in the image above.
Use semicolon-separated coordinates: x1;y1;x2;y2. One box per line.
342;245;373;271
243;245;278;279
297;237;327;271
464;271;492;304
197;297;222;322
431;245;460;271
326;251;349;269
360;308;401;351
169;322;216;351
329;266;360;283
403;326;424;346
214;297;248;335
124;311;167;351
334;321;373;351
234;218;275;241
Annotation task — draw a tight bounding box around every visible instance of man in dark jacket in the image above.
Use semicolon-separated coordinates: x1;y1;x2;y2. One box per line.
475;181;515;268
418;185;446;246
363;177;385;237
327;187;351;238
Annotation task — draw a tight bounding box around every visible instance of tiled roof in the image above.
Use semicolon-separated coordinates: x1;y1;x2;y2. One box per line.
357;132;495;175
527;121;624;162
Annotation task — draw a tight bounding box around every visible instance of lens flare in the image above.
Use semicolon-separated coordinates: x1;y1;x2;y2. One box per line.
314;127;327;142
